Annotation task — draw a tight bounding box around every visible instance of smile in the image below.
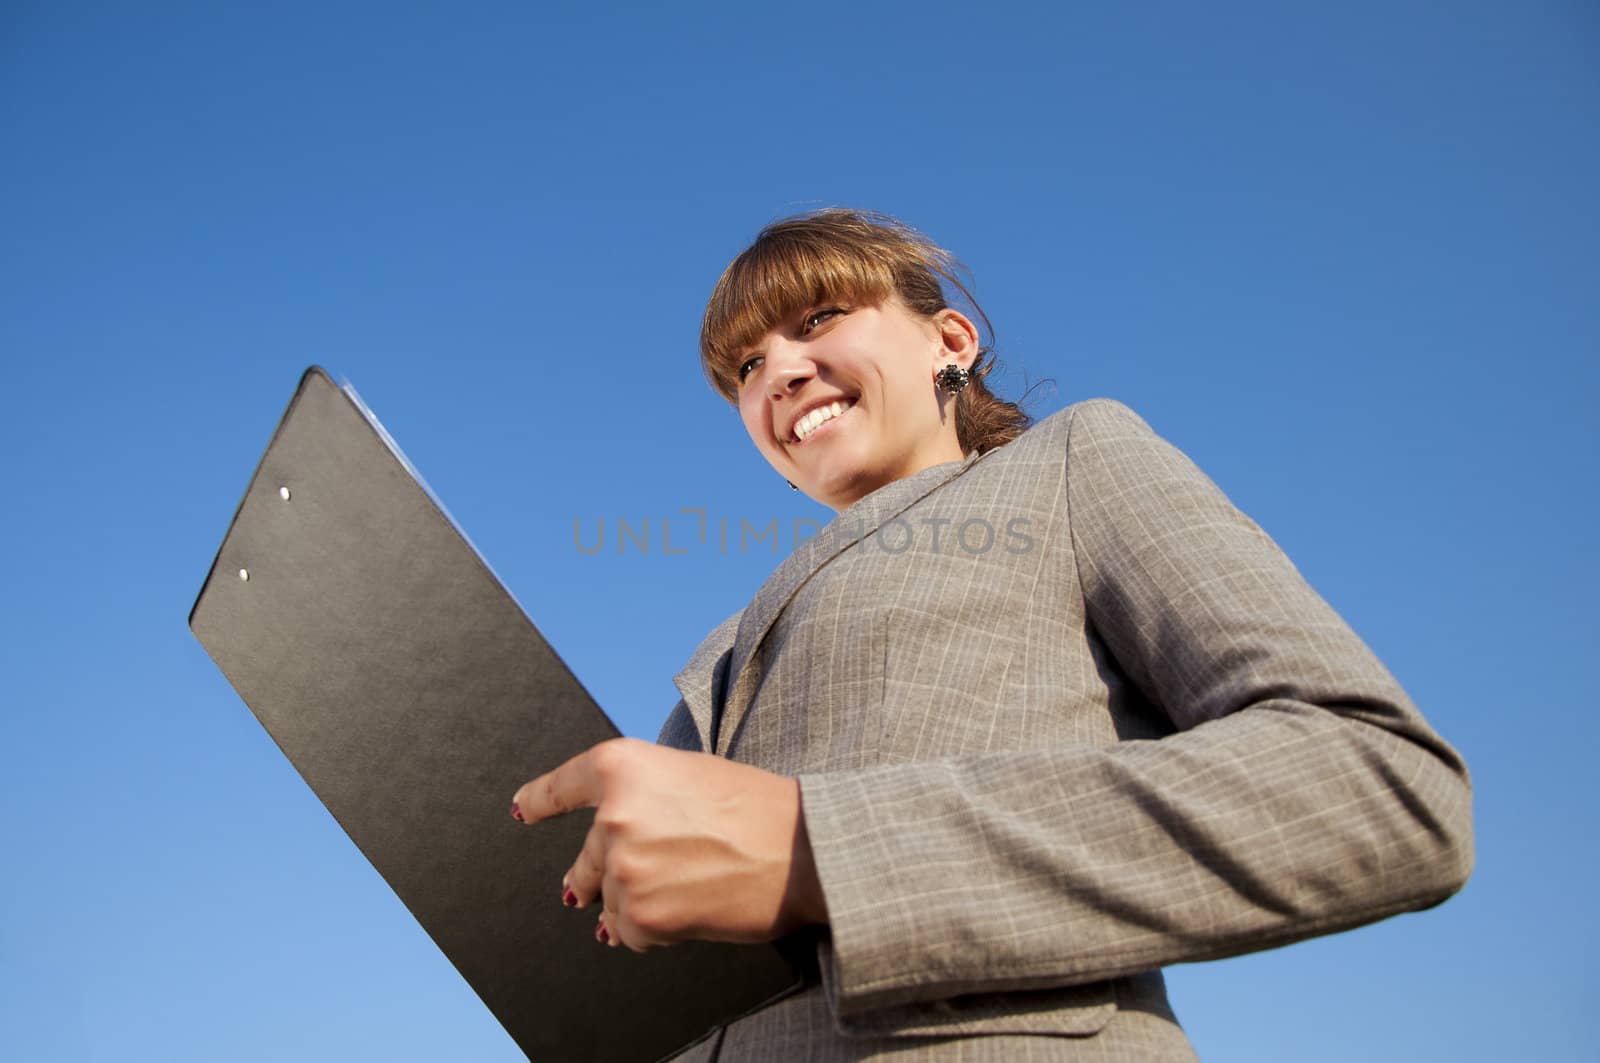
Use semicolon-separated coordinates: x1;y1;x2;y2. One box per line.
791;399;855;444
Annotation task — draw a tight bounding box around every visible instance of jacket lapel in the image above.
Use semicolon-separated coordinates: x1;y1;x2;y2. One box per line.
715;451;986;755
671;610;743;752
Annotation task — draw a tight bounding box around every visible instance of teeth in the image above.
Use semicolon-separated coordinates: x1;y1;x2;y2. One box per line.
794;401;851;441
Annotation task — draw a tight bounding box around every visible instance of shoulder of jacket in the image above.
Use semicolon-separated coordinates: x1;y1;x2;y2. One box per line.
1018;398;1152;452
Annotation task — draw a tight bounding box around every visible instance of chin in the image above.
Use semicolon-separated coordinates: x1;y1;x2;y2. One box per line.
816;472;883;512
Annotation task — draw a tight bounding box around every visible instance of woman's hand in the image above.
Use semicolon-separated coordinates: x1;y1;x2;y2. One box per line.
511;738;828;952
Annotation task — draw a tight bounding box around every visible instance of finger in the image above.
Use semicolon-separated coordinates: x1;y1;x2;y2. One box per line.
564;820;608;909
512;746;605;825
603;906;658;953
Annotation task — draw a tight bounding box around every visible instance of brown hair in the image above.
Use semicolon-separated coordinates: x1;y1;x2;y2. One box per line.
700;209;1033;456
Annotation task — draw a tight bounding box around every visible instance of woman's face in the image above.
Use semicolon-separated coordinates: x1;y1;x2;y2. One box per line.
734;295;978;511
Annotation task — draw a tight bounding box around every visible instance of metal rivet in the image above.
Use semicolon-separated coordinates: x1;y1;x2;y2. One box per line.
279;486;291;501
238;568;250;582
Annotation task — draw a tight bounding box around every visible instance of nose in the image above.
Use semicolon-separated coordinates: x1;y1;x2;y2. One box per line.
764;338;816;400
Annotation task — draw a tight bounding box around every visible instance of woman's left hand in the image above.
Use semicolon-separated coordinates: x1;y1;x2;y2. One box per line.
511;738;828;952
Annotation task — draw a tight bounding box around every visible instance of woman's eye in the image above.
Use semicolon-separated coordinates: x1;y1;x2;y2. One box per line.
803;307;843;333
737;356;763;383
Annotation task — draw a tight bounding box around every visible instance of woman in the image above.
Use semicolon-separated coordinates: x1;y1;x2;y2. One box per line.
512;210;1473;1060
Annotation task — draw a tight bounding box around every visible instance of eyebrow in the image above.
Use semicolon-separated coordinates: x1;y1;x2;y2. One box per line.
729;299;848;370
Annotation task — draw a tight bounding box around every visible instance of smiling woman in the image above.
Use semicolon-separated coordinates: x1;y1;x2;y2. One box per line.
701;210;1031;513
730;295;975;510
510;209;1473;1062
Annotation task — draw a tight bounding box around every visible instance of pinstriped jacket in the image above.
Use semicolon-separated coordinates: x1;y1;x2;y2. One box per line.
657;399;1472;1061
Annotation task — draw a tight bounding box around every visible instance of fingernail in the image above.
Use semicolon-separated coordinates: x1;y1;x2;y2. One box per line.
596;922;609;944
563;888;578;908
510;802;523;822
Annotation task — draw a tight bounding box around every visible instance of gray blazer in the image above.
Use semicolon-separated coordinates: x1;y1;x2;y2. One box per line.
659;399;1472;1061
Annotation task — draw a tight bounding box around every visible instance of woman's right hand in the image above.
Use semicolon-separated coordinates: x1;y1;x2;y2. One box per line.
510;738;828;951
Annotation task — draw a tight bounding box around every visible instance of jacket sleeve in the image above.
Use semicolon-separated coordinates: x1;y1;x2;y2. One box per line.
796;399;1473;1021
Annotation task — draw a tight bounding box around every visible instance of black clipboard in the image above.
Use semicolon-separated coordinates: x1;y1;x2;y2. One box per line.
189;367;802;1061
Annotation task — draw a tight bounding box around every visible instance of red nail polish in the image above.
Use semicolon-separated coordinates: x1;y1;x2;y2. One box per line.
596;922;609;944
511;802;524;822
563;888;578;908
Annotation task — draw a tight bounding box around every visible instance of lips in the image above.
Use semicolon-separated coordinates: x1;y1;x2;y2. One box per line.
786;397;857;444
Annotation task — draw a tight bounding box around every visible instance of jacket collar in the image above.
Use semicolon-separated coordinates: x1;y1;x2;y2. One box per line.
713;450;986;755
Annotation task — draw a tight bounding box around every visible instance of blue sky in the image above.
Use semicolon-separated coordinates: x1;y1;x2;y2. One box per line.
2;2;1595;1059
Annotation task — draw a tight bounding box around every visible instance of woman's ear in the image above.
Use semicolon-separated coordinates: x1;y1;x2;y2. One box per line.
932;308;981;368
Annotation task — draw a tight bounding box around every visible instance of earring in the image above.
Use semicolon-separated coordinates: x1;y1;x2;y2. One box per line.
935;363;971;394
787;480;799;491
